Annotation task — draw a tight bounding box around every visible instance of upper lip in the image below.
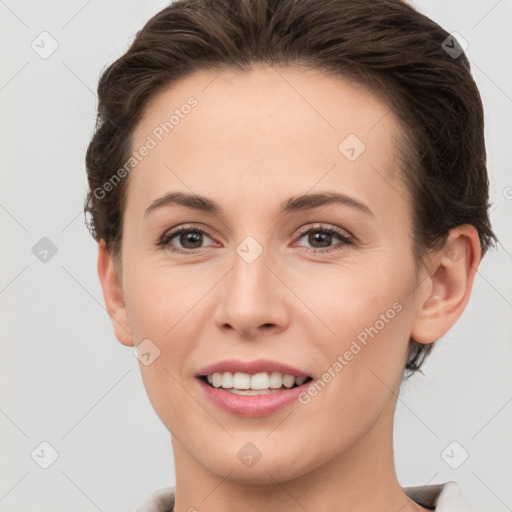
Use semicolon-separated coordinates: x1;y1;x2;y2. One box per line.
196;358;311;378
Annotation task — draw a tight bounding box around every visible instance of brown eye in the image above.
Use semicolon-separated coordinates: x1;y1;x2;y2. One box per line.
159;225;214;253
174;230;205;249
294;225;353;253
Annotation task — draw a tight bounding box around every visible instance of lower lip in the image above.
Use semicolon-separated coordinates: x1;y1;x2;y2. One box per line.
196;377;312;417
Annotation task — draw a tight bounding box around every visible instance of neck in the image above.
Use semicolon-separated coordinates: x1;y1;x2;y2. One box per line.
171;397;428;512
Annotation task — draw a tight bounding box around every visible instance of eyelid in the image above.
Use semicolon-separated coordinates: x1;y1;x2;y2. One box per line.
291;223;354;253
158;222;354;253
159;223;214;245
294;223;352;240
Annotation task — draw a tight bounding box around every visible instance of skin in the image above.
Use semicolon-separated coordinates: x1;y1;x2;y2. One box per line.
97;64;481;512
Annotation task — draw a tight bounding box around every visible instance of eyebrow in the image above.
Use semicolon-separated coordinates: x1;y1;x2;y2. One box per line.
144;191;374;218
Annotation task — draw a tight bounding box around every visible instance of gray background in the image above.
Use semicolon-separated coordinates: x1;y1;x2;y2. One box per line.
1;1;511;511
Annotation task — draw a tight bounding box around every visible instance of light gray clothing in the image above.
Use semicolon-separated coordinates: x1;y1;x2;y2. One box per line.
136;481;474;512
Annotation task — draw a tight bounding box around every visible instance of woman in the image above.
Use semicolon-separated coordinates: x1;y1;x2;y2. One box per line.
84;0;498;510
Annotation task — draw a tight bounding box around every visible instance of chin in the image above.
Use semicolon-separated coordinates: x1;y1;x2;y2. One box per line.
196;442;314;484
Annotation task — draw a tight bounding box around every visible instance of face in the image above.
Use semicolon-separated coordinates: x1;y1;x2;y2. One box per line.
106;64;432;483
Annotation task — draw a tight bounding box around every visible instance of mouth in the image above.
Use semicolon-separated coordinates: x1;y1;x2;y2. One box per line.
198;372;314;395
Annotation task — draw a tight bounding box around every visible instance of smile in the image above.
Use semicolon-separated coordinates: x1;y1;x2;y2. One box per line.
202;371;312;394
196;373;314;417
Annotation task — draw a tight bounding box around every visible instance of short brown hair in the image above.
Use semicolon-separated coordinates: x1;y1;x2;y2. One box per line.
84;0;498;376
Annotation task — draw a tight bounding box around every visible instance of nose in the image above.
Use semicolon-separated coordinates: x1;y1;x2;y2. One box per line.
213;245;290;339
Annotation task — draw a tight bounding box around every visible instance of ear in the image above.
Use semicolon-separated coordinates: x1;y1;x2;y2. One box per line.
410;225;482;344
96;239;134;347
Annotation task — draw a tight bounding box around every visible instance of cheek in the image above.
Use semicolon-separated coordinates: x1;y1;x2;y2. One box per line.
292;255;412;339
122;259;195;337
295;292;412;448
122;261;212;380
296;257;415;393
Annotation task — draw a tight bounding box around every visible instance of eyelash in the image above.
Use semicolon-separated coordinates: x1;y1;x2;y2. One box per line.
157;223;354;255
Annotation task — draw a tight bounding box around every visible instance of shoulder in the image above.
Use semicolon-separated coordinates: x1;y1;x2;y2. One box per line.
139;482;475;512
135;486;175;512
404;481;475;511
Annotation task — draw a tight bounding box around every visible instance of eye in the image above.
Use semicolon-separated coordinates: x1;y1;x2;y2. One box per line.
293;224;353;253
157;223;354;254
157;224;215;253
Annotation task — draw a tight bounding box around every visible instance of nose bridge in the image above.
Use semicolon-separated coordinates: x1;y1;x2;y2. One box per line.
214;234;288;334
229;235;275;305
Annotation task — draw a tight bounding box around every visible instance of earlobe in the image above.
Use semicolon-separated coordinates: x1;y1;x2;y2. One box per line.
410;225;481;345
96;240;134;347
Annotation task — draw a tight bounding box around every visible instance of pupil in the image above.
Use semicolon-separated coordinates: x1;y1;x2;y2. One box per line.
310;231;331;248
181;231;202;249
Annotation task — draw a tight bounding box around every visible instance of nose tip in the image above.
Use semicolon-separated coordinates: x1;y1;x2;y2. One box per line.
221;319;280;338
213;254;290;338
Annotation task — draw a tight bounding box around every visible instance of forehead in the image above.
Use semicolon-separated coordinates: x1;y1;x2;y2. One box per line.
128;64;409;220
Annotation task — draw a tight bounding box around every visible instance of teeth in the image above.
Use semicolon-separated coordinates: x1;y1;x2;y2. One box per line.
204;371;309;390
233;372;251;389
227;388;284;395
295;376;308;386
212;373;223;387
221;372;234;388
